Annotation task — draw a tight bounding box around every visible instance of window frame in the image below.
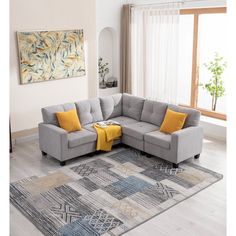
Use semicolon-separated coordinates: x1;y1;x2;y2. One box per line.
179;7;227;120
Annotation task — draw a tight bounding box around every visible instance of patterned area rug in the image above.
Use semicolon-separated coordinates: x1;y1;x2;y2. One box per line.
10;148;223;236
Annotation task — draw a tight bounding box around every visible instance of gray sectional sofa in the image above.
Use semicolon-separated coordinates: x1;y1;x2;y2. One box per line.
39;93;203;167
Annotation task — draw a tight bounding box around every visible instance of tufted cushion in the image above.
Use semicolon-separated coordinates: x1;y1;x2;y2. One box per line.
168;104;201;128
41;103;76;126
122;122;159;140
75;98;103;126
122;93;145;121
100;93;122;120
141;100;168;126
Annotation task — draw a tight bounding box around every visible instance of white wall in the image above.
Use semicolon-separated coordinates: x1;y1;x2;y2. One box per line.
200;117;226;141
10;0;97;132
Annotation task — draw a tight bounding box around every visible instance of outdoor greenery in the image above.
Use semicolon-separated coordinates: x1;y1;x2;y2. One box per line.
200;52;227;111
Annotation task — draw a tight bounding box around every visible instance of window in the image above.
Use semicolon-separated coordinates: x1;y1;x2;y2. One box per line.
178;7;227;120
198;13;227;114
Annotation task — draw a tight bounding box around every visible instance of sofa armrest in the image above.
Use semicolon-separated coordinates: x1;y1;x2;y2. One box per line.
38;123;68;160
171;126;203;162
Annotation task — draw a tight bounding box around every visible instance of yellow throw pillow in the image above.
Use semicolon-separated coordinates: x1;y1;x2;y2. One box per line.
56;109;82;132
160;109;188;134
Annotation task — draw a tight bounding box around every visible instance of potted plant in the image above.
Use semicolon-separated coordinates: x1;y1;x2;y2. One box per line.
199;52;227;111
98;57;109;89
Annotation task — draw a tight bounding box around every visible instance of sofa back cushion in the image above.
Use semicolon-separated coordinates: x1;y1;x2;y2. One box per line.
75;98;103;125
168;104;201;127
122;93;145;121
141;100;168;126
100;93;122;120
41;103;76;126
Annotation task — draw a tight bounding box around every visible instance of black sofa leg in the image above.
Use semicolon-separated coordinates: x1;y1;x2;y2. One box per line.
120;143;128;148
88;152;95;157
194;154;200;159
140;151;146;156
146;153;152;158
173;163;179;168
60;161;66;166
41;151;47;156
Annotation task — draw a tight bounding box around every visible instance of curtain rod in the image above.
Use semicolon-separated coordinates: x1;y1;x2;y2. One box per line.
131;1;183;7
130;0;218;8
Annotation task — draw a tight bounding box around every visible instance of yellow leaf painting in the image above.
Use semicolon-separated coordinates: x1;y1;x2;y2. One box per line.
17;29;86;84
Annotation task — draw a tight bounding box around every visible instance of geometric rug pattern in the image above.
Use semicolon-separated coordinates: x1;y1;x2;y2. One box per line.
10;148;223;236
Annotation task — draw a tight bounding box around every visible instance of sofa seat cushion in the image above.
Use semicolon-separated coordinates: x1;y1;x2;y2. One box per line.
68;129;97;148
122;122;159;140
111;116;139;126
144;130;171;149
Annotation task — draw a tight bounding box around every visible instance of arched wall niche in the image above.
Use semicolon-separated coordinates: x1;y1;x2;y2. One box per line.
98;27;119;94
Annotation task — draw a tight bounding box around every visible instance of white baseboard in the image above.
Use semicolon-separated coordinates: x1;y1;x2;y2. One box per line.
200;116;226;142
13;132;39;145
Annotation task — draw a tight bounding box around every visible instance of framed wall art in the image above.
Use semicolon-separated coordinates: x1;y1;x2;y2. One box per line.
17;29;86;84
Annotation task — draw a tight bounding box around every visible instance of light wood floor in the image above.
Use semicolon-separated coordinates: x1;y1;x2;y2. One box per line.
10;137;226;236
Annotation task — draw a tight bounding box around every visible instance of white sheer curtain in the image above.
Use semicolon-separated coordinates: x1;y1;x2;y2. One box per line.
131;3;181;104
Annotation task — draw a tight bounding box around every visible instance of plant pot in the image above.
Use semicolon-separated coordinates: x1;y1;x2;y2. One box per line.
99;78;106;89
